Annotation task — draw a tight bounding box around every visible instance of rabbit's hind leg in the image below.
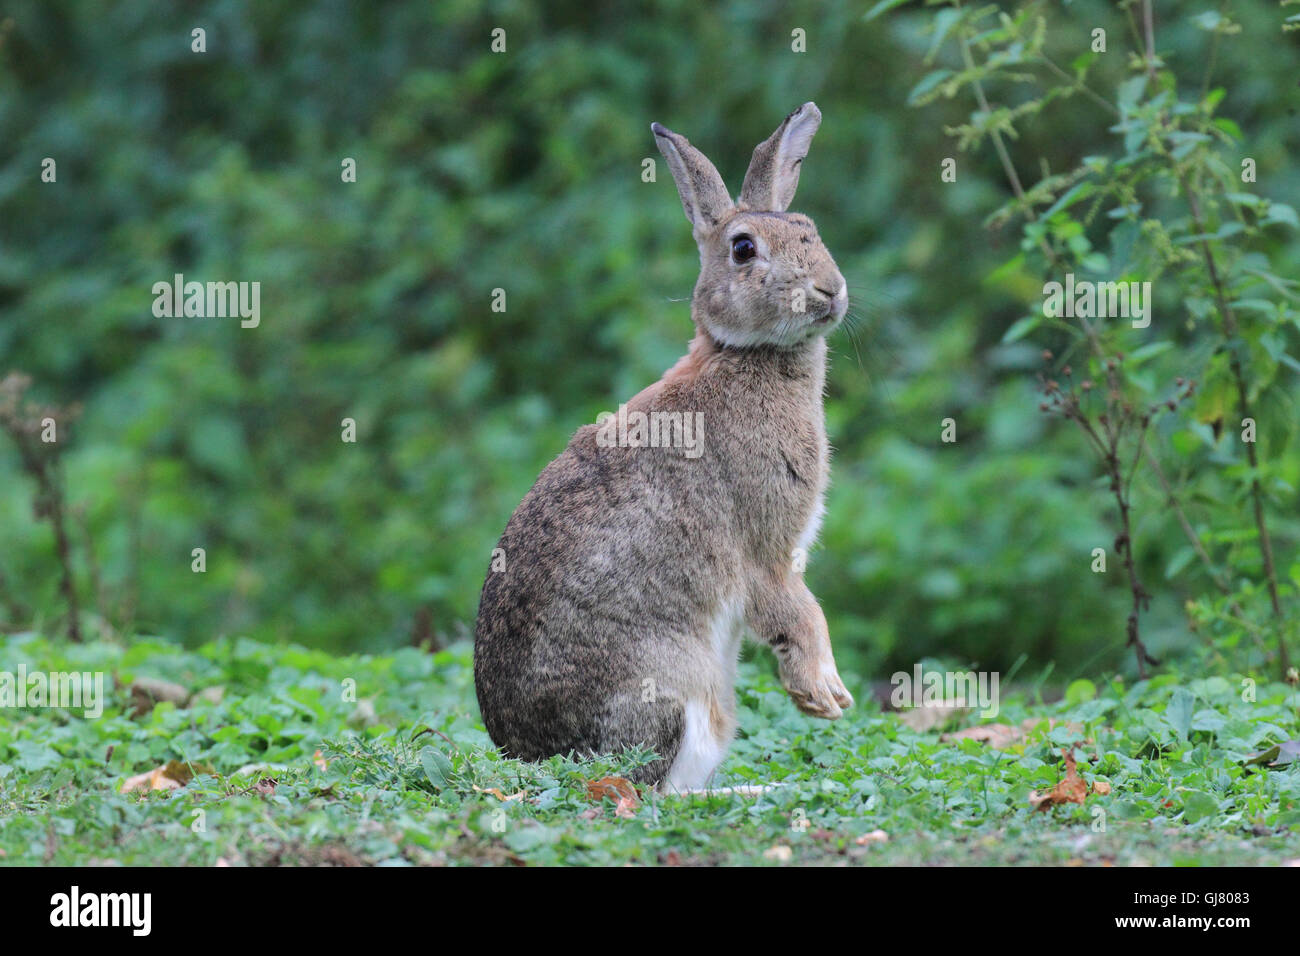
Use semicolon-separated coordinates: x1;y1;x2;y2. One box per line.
655;600;744;793
598;696;687;788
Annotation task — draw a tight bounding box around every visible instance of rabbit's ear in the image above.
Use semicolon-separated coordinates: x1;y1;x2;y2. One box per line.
738;102;822;212
652;122;733;233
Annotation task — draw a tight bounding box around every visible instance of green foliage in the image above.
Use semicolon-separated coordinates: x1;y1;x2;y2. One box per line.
887;0;1300;675
2;635;1298;865
0;0;1296;680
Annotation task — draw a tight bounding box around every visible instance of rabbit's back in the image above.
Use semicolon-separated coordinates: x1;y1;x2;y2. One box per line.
473;417;742;781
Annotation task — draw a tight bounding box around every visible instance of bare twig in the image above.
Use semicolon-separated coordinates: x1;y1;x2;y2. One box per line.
0;373;83;642
1040;358;1193;676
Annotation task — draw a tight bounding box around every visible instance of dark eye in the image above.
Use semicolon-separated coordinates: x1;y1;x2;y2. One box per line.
730;236;757;263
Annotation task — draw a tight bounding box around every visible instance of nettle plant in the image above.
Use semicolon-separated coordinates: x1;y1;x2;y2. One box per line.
876;0;1299;676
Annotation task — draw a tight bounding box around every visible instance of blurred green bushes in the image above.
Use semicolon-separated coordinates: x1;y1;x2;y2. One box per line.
1;1;1296;677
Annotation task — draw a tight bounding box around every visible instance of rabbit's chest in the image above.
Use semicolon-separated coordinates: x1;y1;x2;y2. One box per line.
773;419;826;491
779;421;829;540
731;411;827;540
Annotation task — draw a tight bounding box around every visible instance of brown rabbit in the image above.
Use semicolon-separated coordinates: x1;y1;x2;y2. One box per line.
474;103;853;791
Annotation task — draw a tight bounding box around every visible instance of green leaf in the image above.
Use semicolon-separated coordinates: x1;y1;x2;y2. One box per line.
1165;547;1196;579
1041;182;1096;220
1117;75;1148;110
924;7;965;64
1212;117;1243;140
1065;679;1096;706
1002;314;1042;343
1167;689;1195;742
420;749;453;790
1181;790;1218;824
863;0;912;22
1125;341;1173;366
908;69;954;105
1263;202;1299;229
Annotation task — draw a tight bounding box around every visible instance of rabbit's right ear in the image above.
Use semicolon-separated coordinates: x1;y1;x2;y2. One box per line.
738;102;821;212
652;122;733;235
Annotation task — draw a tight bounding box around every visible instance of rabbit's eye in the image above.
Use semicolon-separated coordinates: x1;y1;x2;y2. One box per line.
730;236;757;263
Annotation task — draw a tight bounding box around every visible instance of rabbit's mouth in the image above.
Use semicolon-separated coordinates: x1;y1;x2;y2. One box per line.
808;316;843;340
797;308;843;343
807;280;848;327
808;293;847;329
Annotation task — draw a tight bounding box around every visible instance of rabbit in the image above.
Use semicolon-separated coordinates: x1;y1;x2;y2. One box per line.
474;102;853;792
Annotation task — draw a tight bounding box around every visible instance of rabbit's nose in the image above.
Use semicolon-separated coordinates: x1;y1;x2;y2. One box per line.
811;278;848;318
812;271;846;299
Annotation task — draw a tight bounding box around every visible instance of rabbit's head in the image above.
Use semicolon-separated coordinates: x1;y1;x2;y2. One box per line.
652;103;846;349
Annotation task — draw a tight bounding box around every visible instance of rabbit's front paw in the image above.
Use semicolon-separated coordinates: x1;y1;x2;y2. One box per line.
780;654;854;721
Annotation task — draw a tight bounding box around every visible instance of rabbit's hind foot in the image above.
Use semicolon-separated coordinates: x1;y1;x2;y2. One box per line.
658;698;732;793
660;783;778;798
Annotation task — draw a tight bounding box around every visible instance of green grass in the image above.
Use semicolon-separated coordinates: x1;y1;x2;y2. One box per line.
1;633;1298;866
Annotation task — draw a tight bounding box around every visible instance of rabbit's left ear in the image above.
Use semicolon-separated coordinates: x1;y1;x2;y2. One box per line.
738;102;822;212
652;122;733;234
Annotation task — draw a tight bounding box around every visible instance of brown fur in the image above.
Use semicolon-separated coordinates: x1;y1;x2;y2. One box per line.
474;103;853;789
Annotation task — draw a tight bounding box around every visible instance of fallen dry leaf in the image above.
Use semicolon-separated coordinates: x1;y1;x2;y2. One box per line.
1244;740;1300;770
191;686;225;706
941;718;1090;751
473;785;527;801
585;776;639;814
1091;780;1112;796
128;676;191;716
1029;748;1089;812
121;759;206;794
941;723;1023;749
347;699;379;728
897;703;967;732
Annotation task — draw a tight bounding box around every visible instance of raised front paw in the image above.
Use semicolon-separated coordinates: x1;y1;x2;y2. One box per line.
780;655;854;721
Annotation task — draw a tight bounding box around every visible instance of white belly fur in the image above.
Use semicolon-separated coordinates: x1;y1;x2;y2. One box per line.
797;491;827;555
